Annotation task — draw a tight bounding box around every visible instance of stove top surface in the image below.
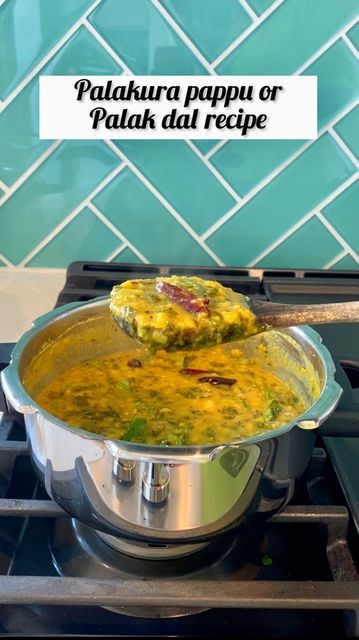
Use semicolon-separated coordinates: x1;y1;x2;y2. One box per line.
1;262;359;637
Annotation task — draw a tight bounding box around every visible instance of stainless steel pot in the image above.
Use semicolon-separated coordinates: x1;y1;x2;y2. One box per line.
1;298;342;544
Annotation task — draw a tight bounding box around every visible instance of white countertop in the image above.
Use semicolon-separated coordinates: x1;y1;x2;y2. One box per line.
0;270;66;342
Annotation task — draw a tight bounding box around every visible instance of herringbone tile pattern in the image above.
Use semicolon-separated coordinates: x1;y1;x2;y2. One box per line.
0;0;358;270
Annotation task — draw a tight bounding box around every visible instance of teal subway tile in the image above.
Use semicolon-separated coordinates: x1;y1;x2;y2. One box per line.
211;139;301;197
112;246;142;263
322;180;359;254
0;0;93;100
116;140;236;235
89;0;207;74
159;0;252;62
0;141;119;264
245;0;276;15
334;105;359;160
192;140;220;154
27;207;120;267
211;39;359;196
43;26;122;76
347;20;359;50
254;218;342;269
303;40;359;130
0;26;122;186
331;254;359;270
93;167;216;265
0;188;4;198
217;0;358;74
207;134;357;265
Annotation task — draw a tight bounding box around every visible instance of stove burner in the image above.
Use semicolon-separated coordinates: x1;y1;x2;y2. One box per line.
49;518;259;618
97;530;209;560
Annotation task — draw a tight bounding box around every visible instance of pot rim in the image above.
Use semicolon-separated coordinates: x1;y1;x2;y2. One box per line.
1;296;343;461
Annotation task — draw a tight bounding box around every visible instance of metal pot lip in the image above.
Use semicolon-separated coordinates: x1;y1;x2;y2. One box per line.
1;296;342;459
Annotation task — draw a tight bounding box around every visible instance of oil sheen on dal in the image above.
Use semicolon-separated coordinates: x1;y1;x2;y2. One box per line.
36;345;306;446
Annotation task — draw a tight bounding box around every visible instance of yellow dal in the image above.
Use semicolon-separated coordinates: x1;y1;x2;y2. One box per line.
36;345;306;446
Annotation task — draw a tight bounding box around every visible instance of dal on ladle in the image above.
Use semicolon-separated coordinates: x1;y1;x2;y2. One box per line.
110;275;359;352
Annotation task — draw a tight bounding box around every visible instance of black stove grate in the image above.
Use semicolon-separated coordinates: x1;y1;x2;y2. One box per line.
0;437;358;636
55;261;359;307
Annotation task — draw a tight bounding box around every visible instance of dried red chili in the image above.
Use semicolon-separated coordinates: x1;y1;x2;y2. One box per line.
180;368;216;375
156;281;210;316
127;359;142;368
198;376;237;386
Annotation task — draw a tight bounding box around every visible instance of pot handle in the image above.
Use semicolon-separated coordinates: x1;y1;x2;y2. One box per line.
296;379;342;431
0;366;36;414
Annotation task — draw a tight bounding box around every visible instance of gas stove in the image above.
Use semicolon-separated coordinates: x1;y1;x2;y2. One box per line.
1;262;359;637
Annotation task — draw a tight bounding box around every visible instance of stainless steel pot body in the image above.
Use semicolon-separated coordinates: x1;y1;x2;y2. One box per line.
1;298;342;543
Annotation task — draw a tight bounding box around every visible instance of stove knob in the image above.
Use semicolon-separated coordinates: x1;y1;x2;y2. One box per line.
113;458;136;484
142;463;170;504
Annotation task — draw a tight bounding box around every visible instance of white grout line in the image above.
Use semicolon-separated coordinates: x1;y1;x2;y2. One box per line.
202;33;359;193
106;242;147;263
205;140;228;160
0;253;15;268
5;78;351;263
328;98;359;131
210;6;358;76
343;32;359;61
312;172;359;214
0;140;63;206
1;0;104;110
185;140;241;203
316;211;359;265
203;54;358;166
293;14;359;75
152;0;216;74
105;242;128;262
200;204;239;242
1;0;356;271
203;201;244;241
329;128;359;169
18;162;126;266
237;0;259;22
0;179;10;193
201;96;359;241
324;249;348;270
248;172;359;266
83;19;133;74
0;22;131;208
249;211;315;266
211;0;286;68
87;201;149;263
200;136;315;241
104;139;224;266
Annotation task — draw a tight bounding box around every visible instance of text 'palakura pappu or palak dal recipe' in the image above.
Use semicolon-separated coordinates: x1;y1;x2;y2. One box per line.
36;345;307;446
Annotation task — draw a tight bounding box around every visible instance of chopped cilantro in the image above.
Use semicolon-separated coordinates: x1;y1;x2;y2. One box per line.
122;418;147;441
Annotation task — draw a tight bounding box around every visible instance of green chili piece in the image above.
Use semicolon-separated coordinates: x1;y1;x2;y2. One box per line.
262;553;273;567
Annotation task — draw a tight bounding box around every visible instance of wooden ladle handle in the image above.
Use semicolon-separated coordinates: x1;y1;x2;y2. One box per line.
251;300;359;328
